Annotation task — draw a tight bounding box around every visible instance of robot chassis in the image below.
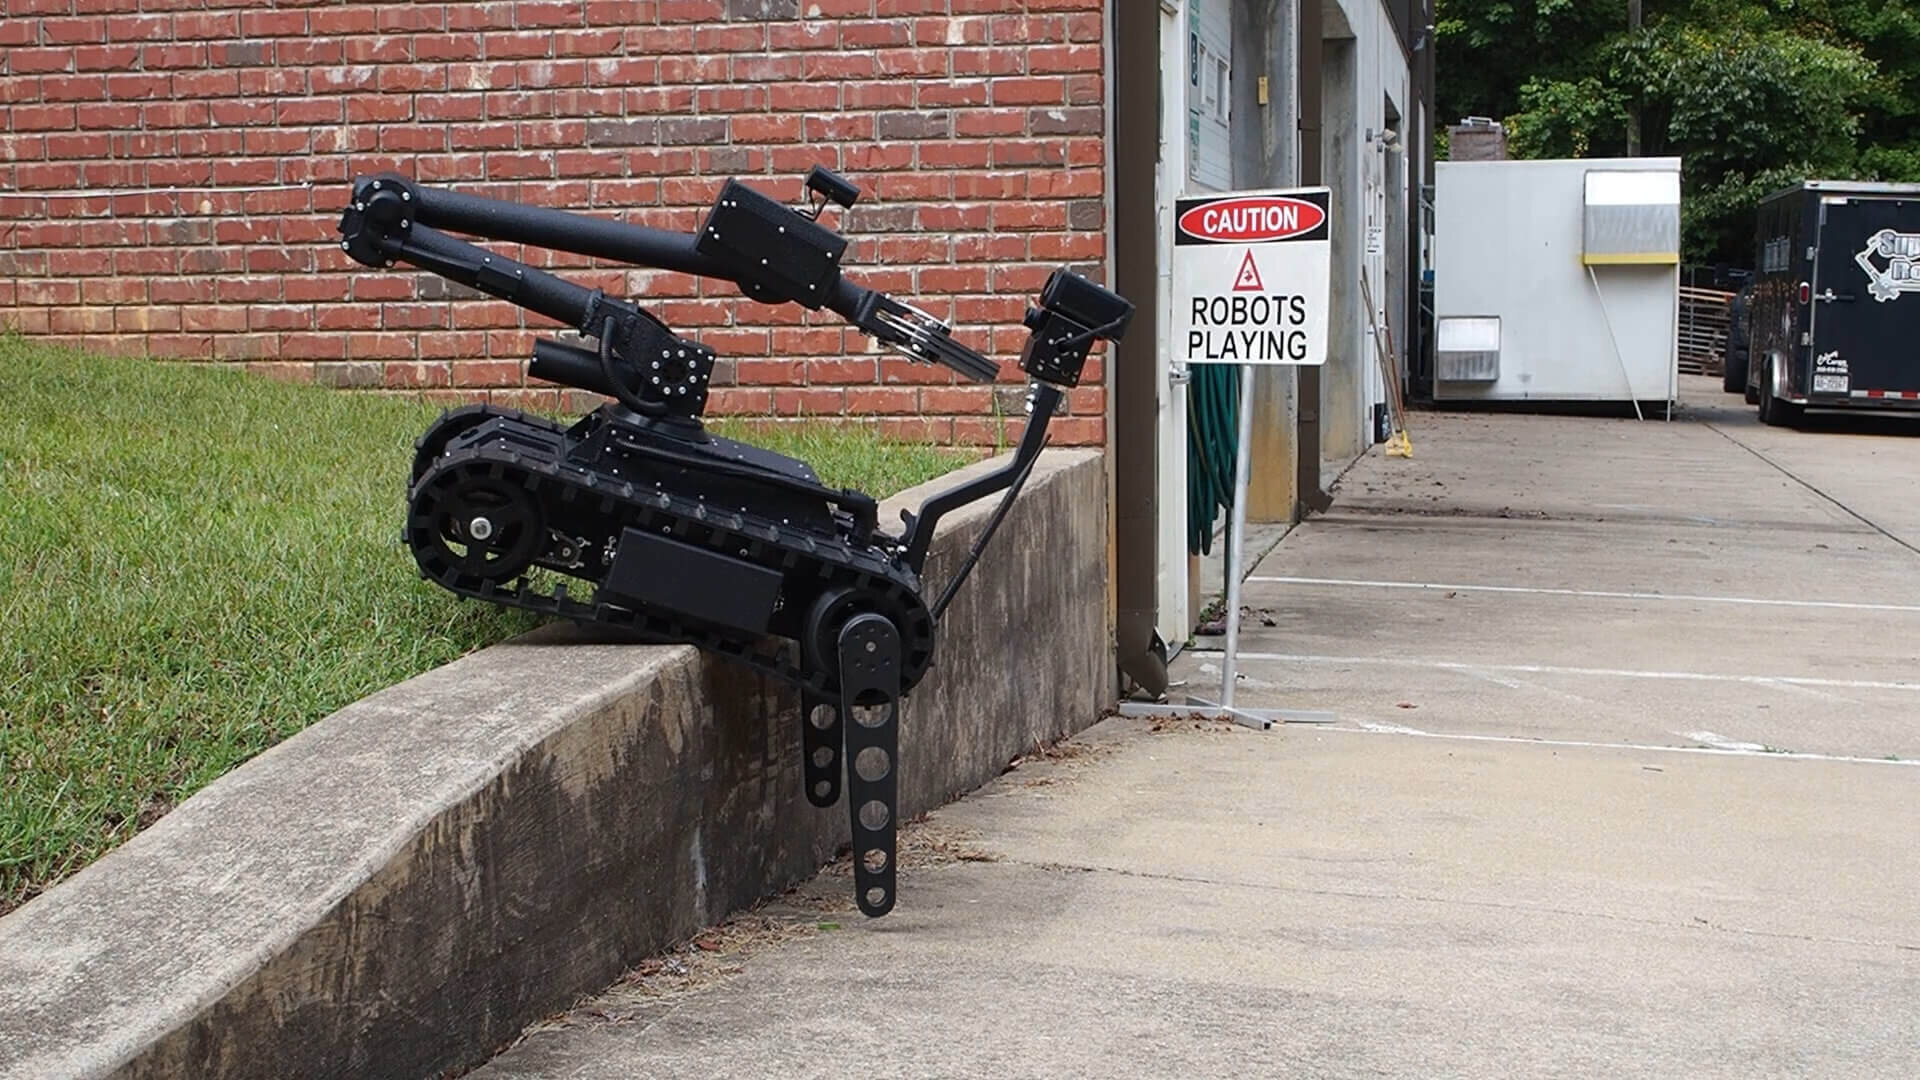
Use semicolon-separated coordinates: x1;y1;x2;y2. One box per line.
337;165;1131;918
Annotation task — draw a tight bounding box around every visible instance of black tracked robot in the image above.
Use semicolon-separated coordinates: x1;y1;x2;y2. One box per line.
336;165;1131;917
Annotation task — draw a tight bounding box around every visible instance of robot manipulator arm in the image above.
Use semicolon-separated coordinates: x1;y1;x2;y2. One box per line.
337;177;714;420
341;167;1006;384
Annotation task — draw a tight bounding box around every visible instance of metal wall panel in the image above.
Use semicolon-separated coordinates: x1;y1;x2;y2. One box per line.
1582;169;1681;264
1186;0;1234;192
1435;315;1499;381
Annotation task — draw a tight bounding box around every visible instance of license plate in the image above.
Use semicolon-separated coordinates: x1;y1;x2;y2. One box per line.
1813;374;1849;393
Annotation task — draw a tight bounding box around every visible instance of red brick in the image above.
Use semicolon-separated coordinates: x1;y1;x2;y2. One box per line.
214;334;279;360
952;416;1026;447
451;124;518;151
770;21;839;50
247;362;317;385
2;309;52;333
104;14;169;41
11;48;78;74
44;131;110;158
171;11;237;39
916;16;988;45
920;386;993;413
80;334;154;358
772;388;846;417
240;10;309;36
49;308;116;335
842;80;916;109
698;84;766;114
385;362;453;389
698;328;771;355
119;247;184;274
148;334;214;358
848;385;923;415
11;104;78;131
955;108;1024;136
114;306;182;333
802;356;880;385
450;360;524;388
80;276;148;304
708;388;772;414
657;0;724;19
72;44;139;70
184;305;250;333
992;77;1067;105
486;329;538;357
842;21;911;48
880;417;955;442
917;142;992;169
484;387;561;411
878;358;960;385
735;359;809;386
338;333;416;361
1030;44;1102;73
417;331;491;359
1067;74;1103;104
346;266;422;299
989;15;1064;44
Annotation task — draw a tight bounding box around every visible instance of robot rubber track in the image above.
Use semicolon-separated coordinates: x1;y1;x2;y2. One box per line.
406;403;936;701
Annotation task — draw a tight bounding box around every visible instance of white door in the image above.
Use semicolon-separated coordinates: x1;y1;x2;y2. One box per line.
1153;0;1233;648
1362;142;1388;440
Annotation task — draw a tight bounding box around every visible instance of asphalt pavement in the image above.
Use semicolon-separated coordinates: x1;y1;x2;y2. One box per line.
471;376;1920;1079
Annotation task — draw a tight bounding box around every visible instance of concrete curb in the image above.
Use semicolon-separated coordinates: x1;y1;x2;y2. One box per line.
0;448;1110;1080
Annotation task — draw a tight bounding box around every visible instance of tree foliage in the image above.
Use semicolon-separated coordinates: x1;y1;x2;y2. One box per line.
1437;0;1920;263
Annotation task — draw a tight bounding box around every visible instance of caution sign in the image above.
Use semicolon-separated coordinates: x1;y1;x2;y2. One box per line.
1172;187;1332;366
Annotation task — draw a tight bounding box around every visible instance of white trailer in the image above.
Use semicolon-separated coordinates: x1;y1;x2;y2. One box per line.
1433;156;1682;409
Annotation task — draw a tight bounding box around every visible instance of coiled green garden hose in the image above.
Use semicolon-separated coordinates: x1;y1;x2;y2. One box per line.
1186;363;1240;556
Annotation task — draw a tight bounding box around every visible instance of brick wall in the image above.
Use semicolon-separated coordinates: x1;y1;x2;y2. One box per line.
0;0;1109;445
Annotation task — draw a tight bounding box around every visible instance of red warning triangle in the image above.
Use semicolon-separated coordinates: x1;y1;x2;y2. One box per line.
1232;249;1265;292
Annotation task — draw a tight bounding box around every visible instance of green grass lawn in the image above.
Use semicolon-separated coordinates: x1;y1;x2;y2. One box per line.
0;336;972;913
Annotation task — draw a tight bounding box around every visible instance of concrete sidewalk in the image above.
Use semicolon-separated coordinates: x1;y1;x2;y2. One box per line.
474;378;1920;1078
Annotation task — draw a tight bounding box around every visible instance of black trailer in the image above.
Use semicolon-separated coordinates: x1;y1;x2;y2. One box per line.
1738;180;1920;424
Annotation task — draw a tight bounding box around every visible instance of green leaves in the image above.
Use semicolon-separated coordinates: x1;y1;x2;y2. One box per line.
1506;77;1626;159
1629;25;1871;175
1439;0;1907;262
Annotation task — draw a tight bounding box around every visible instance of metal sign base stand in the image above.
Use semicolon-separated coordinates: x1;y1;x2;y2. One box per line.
1115;365;1334;732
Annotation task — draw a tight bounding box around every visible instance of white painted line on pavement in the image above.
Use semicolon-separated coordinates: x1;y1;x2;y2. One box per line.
1328;723;1920;767
1678;730;1770;752
1245;575;1920;614
1354;720;1428;736
1461;667;1525;690
1752;677;1854;703
1460;665;1600;706
1185;650;1920;694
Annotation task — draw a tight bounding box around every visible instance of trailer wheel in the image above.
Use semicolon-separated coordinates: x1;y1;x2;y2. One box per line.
1758;358;1803;428
1722;290;1751;394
